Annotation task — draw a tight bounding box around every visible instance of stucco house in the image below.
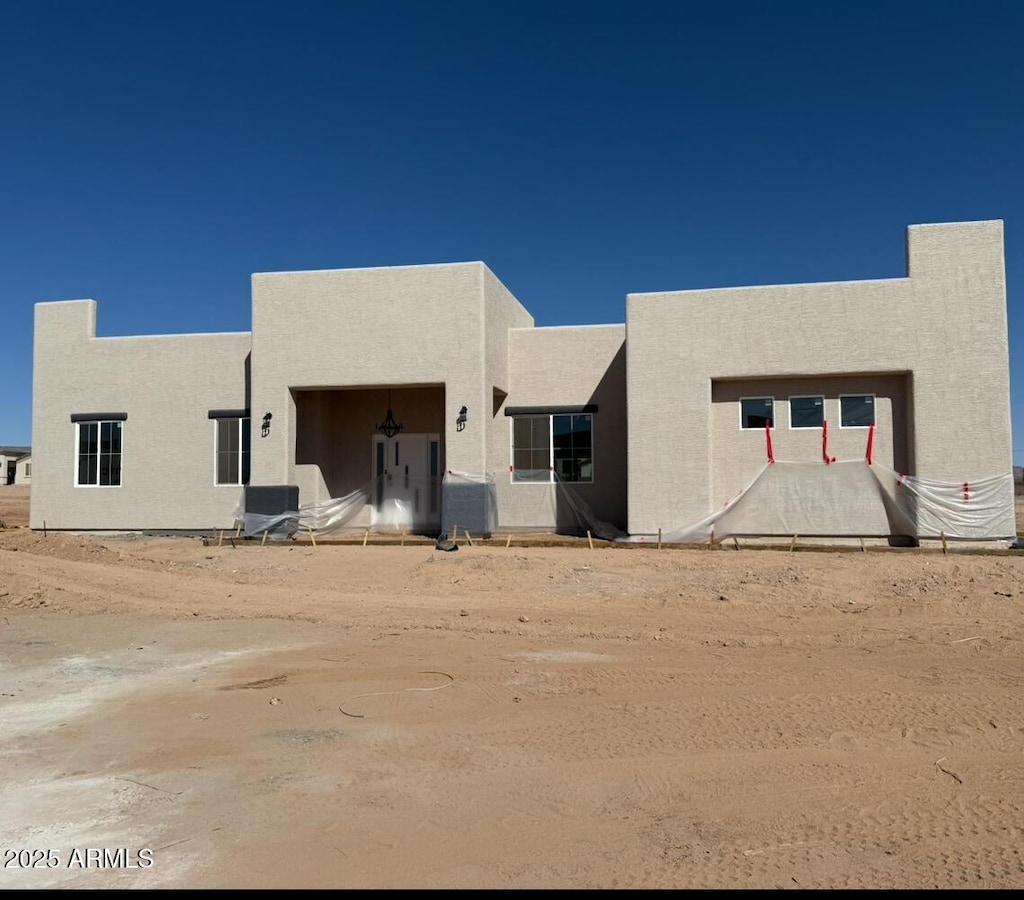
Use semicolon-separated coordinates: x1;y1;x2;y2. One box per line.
1;447;31;486
30;220;1016;541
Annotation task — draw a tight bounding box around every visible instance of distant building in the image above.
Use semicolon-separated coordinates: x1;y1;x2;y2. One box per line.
0;447;31;486
15;454;31;485
29;220;1016;539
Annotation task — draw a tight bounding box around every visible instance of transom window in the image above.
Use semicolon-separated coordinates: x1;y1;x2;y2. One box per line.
512;414;593;483
216;417;251;485
789;395;824;429
77;421;122;487
740;397;774;429
840;395;875;427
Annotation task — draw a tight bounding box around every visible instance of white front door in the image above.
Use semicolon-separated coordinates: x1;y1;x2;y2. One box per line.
371;433;441;530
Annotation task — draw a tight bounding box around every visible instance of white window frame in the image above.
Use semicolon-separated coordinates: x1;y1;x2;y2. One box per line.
74;420;124;488
738;396;775;430
838;393;876;429
214;417;251;486
509;413;595;484
788;395;825;430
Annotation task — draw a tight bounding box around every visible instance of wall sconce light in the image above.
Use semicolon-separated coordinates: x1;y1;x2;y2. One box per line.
262;412;273;438
456;405;468;432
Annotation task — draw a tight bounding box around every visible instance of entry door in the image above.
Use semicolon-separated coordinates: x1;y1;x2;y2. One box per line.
371;433;441;529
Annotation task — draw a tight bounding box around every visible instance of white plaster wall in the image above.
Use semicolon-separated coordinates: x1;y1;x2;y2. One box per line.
31;300;251;530
626;220;1013;536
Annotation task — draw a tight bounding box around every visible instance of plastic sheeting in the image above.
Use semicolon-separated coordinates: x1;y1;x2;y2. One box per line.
551;476;626;541
298;487;371;535
874;466;1016;540
231;460;1015;543
238;510;301;540
441;471;498;536
621;460;1015;544
236;473;441;538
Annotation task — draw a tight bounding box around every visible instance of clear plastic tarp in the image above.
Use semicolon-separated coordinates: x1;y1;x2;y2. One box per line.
617;460;1015;544
232;460;1015;543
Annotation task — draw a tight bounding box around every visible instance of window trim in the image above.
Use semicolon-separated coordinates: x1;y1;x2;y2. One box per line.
509;412;595;484
213;416;251;486
738;396;775;431
838;393;876;429
504;404;598;417
73;420;124;488
788;394;825;430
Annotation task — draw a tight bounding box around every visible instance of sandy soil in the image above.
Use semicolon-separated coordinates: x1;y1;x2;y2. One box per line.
0;485;29;528
2;494;1024;888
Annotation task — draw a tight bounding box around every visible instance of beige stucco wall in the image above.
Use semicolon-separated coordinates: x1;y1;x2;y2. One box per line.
710;374;910;508
499;325;627;530
31;300;251;530
250;263;494;502
626;220;1013;536
482;263;534;456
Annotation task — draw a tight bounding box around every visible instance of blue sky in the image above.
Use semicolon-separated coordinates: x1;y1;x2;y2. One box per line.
2;1;1022;464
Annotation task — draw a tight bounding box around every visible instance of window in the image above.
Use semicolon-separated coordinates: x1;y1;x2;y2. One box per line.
77;421;122;486
24;463;31;478
512;414;593;483
840;395;875;427
789;395;824;429
216;417;251;485
740;397;774;429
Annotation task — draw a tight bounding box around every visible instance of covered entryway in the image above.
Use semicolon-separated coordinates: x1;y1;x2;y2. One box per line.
293;384;445;532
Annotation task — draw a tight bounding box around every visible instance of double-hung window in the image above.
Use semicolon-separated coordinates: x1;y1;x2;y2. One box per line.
75;420;123;487
215;417;251;485
511;413;593;483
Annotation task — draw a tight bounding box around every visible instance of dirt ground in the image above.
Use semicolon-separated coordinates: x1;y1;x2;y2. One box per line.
0;485;29;529
2;487;1024;888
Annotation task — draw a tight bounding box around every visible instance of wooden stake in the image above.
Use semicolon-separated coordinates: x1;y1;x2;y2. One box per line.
218;530;224;547
505;532;512;548
465;531;474;546
261;529;269;546
657;528;662;550
859;537;866;553
401;528;406;547
587;530;594;550
235;521;242;538
733;536;740;551
708;528;715;551
452;524;458;546
309;526;317;547
941;531;947;555
362;528;369;547
790;534;798;552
